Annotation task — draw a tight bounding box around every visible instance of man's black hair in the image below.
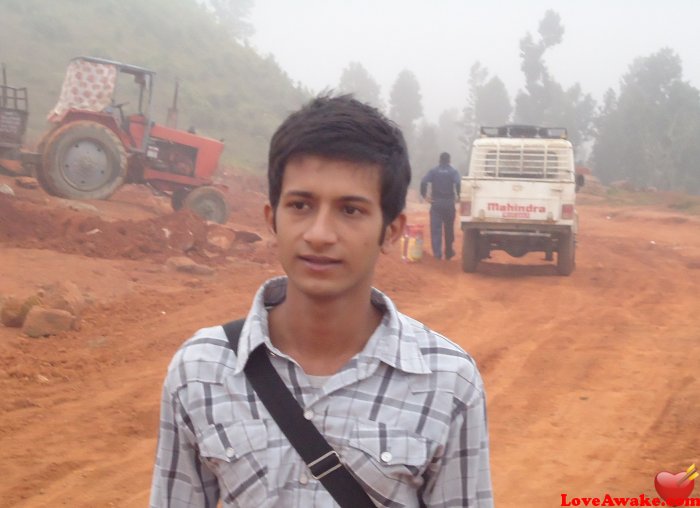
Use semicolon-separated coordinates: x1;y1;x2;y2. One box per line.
268;94;411;231
439;152;451;164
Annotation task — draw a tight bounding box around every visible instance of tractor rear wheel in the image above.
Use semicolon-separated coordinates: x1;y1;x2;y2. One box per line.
183;186;230;224
39;121;126;200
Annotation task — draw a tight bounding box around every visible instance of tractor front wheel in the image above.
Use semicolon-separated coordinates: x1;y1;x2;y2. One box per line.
39;121;127;200
183;186;230;224
171;188;188;211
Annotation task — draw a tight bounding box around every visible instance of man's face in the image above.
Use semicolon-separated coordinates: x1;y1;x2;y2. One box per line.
265;155;405;301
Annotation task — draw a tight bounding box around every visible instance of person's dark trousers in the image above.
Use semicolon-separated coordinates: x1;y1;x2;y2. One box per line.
430;200;456;259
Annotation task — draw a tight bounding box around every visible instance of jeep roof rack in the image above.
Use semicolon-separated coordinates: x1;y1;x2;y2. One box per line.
480;125;568;139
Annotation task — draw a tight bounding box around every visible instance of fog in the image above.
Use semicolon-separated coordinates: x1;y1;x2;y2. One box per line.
250;0;700;121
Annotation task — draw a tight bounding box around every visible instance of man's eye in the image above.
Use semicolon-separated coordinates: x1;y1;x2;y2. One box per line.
288;201;308;210
343;205;361;216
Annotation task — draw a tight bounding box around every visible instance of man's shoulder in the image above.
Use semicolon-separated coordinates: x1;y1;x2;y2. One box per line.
397;312;483;393
165;325;236;388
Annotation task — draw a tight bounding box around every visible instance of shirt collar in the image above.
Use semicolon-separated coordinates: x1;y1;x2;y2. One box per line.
233;276;431;375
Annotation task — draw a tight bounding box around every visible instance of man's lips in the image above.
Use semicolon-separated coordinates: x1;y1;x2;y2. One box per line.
298;255;342;269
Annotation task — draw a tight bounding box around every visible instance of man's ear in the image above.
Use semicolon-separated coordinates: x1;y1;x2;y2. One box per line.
381;212;406;254
263;203;276;235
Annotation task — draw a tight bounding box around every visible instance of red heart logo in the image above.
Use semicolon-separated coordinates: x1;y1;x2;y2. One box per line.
654;471;695;505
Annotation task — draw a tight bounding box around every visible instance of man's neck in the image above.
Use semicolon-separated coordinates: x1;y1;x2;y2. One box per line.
267;283;382;376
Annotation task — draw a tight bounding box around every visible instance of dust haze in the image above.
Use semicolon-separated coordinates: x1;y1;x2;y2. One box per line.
250;0;700;120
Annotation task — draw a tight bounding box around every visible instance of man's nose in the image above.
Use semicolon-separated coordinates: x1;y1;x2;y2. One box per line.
303;208;338;246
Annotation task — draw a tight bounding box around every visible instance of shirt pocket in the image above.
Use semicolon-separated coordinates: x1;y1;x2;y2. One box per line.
198;420;270;506
344;419;431;489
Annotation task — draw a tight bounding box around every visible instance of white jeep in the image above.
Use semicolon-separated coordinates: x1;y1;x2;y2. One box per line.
460;125;584;275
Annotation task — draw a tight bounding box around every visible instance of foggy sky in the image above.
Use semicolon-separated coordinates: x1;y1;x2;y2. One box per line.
250;0;700;121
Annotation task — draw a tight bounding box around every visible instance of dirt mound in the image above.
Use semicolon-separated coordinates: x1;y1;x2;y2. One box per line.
0;194;225;263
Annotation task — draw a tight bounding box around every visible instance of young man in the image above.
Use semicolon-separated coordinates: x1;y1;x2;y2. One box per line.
420;152;461;260
150;95;493;507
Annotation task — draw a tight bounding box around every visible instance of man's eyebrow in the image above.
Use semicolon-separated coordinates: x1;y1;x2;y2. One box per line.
283;190;314;199
282;190;374;204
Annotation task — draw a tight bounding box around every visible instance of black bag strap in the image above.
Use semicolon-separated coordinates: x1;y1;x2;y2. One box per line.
222;319;375;508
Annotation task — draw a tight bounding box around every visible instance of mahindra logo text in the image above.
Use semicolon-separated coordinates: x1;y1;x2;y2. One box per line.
487;202;546;213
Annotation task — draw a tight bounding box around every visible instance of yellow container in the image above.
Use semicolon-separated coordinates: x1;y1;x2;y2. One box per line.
401;224;424;262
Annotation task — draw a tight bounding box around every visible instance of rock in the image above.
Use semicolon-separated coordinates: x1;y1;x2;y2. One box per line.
207;232;235;250
1;296;25;327
166;256;215;276
22;307;76;338
41;281;86;317
1;294;42;328
57;200;99;214
0;183;15;196
235;230;263;243
15;177;39;189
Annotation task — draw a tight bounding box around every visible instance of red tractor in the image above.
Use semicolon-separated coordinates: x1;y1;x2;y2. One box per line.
35;56;229;223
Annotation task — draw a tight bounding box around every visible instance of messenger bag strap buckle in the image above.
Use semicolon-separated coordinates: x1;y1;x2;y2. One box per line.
308;450;343;480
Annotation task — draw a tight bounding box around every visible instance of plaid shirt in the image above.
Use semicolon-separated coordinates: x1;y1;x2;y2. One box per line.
150;277;493;507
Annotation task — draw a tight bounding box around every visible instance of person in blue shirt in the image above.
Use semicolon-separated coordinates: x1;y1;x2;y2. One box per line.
420;152;461;260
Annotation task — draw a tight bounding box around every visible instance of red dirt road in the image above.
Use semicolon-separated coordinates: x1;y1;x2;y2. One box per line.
1;176;699;507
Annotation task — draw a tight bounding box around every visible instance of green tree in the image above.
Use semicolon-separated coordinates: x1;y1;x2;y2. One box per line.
591;48;700;192
514;10;595;149
413;120;439;185
461;62;512;160
208;0;255;41
436;108;465;171
338;62;382;109
389;70;423;145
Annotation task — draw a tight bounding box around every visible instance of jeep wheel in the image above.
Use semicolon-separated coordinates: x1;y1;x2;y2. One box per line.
557;231;576;276
39;121;127;199
183;186;229;224
462;229;479;273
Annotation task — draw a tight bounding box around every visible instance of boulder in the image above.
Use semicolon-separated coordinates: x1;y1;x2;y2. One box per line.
0;183;15;196
1;294;42;328
41;281;86;317
22;307;76;337
166;256;215;276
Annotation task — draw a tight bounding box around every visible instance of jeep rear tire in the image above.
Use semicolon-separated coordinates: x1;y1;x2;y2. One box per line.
39;121;126;200
462;229;479;273
557;230;575;276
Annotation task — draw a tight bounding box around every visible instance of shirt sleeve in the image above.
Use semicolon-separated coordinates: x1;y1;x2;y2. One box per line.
150;375;220;507
421;375;494;507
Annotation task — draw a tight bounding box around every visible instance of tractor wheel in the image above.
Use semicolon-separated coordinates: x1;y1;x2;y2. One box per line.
183;186;230;224
171;188;188;211
556;230;576;276
39;121;127;200
461;229;479;273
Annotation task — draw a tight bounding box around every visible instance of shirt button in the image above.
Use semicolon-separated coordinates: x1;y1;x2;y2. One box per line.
380;451;392;463
299;473;309;485
225;447;235;458
303;409;314;420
